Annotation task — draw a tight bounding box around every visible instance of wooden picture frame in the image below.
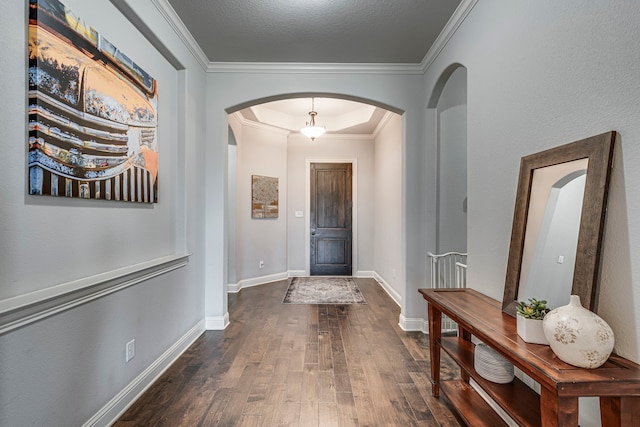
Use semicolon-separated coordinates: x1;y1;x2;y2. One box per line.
502;131;616;316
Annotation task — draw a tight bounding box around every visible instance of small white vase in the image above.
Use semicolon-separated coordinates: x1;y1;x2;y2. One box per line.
542;295;615;368
517;315;548;345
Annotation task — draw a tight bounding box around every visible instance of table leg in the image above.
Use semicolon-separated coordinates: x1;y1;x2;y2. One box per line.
540;389;578;426
601;396;640;426
428;303;442;397
458;325;471;382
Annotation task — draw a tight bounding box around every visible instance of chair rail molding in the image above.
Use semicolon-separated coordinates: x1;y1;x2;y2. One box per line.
0;253;190;336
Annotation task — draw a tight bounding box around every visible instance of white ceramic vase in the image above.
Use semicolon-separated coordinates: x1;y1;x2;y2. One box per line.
542;295;614;368
516;315;548;345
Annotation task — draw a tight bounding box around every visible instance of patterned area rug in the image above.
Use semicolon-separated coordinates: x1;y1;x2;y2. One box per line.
282;277;367;304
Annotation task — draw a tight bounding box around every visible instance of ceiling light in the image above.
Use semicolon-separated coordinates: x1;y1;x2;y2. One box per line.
300;98;326;141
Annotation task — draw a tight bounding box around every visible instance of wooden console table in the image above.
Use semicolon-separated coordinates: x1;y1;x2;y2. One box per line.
419;288;640;426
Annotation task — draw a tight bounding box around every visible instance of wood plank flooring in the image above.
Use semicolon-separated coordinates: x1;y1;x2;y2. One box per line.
114;278;462;426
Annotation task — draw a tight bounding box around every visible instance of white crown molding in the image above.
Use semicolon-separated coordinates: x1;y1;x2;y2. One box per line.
151;0;476;75
151;0;209;71
292;133;373;142
311;133;375;141
420;0;479;72
235;112;379;140
372;110;396;139
233;113;292;136
207;62;425;75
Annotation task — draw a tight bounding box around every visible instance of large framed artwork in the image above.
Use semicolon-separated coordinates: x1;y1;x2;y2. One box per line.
251;175;278;218
28;0;159;202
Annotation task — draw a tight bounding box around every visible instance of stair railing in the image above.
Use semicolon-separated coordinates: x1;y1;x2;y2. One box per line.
428;251;467;331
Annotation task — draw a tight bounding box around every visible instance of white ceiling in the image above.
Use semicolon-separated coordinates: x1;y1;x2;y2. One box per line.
237;97;390;137
165;0;462;136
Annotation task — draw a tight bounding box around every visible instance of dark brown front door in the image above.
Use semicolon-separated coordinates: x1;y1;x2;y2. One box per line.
310;163;352;276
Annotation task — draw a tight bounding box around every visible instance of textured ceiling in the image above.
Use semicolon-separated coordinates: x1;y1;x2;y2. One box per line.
164;1;462;136
166;0;462;64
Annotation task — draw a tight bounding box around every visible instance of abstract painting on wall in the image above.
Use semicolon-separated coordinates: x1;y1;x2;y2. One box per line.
252;175;278;218
28;0;159;203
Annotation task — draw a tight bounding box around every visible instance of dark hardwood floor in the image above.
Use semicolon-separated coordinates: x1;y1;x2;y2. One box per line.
114;278;462;426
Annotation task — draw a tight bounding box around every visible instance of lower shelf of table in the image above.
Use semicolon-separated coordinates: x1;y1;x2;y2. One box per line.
439;336;542;426
439;380;510;426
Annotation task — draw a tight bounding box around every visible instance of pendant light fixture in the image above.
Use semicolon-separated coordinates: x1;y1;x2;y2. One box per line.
300;97;326;141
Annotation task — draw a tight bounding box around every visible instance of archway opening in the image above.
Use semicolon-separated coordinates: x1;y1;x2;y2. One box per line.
430;66;468;254
224;93;405;307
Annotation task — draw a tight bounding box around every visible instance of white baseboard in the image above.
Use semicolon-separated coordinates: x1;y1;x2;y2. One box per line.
372;272;401;306
229;271;379;294
370;272;426;332
83;319;205;427
399;314;426;332
205;312;229;330
227;272;289;293
354;270;375;278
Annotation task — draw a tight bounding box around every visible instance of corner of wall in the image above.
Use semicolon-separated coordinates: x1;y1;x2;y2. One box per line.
398;313;427;333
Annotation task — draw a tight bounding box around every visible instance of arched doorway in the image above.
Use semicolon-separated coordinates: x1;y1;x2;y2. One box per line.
224;94;404;297
429;66;468;254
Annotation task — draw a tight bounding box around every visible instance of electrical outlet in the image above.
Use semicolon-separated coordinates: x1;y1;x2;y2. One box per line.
259;260;264;269
126;339;135;362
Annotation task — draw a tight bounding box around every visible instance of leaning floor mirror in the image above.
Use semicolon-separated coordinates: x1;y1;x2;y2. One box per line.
502;131;616;316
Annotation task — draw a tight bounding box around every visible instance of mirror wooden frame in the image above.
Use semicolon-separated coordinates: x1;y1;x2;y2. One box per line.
502;131;616;316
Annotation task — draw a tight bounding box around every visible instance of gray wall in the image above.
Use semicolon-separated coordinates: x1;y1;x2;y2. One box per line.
233;118;289;283
0;0;207;425
424;1;640;424
227;137;238;285
374;113;404;302
5;1;640;426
